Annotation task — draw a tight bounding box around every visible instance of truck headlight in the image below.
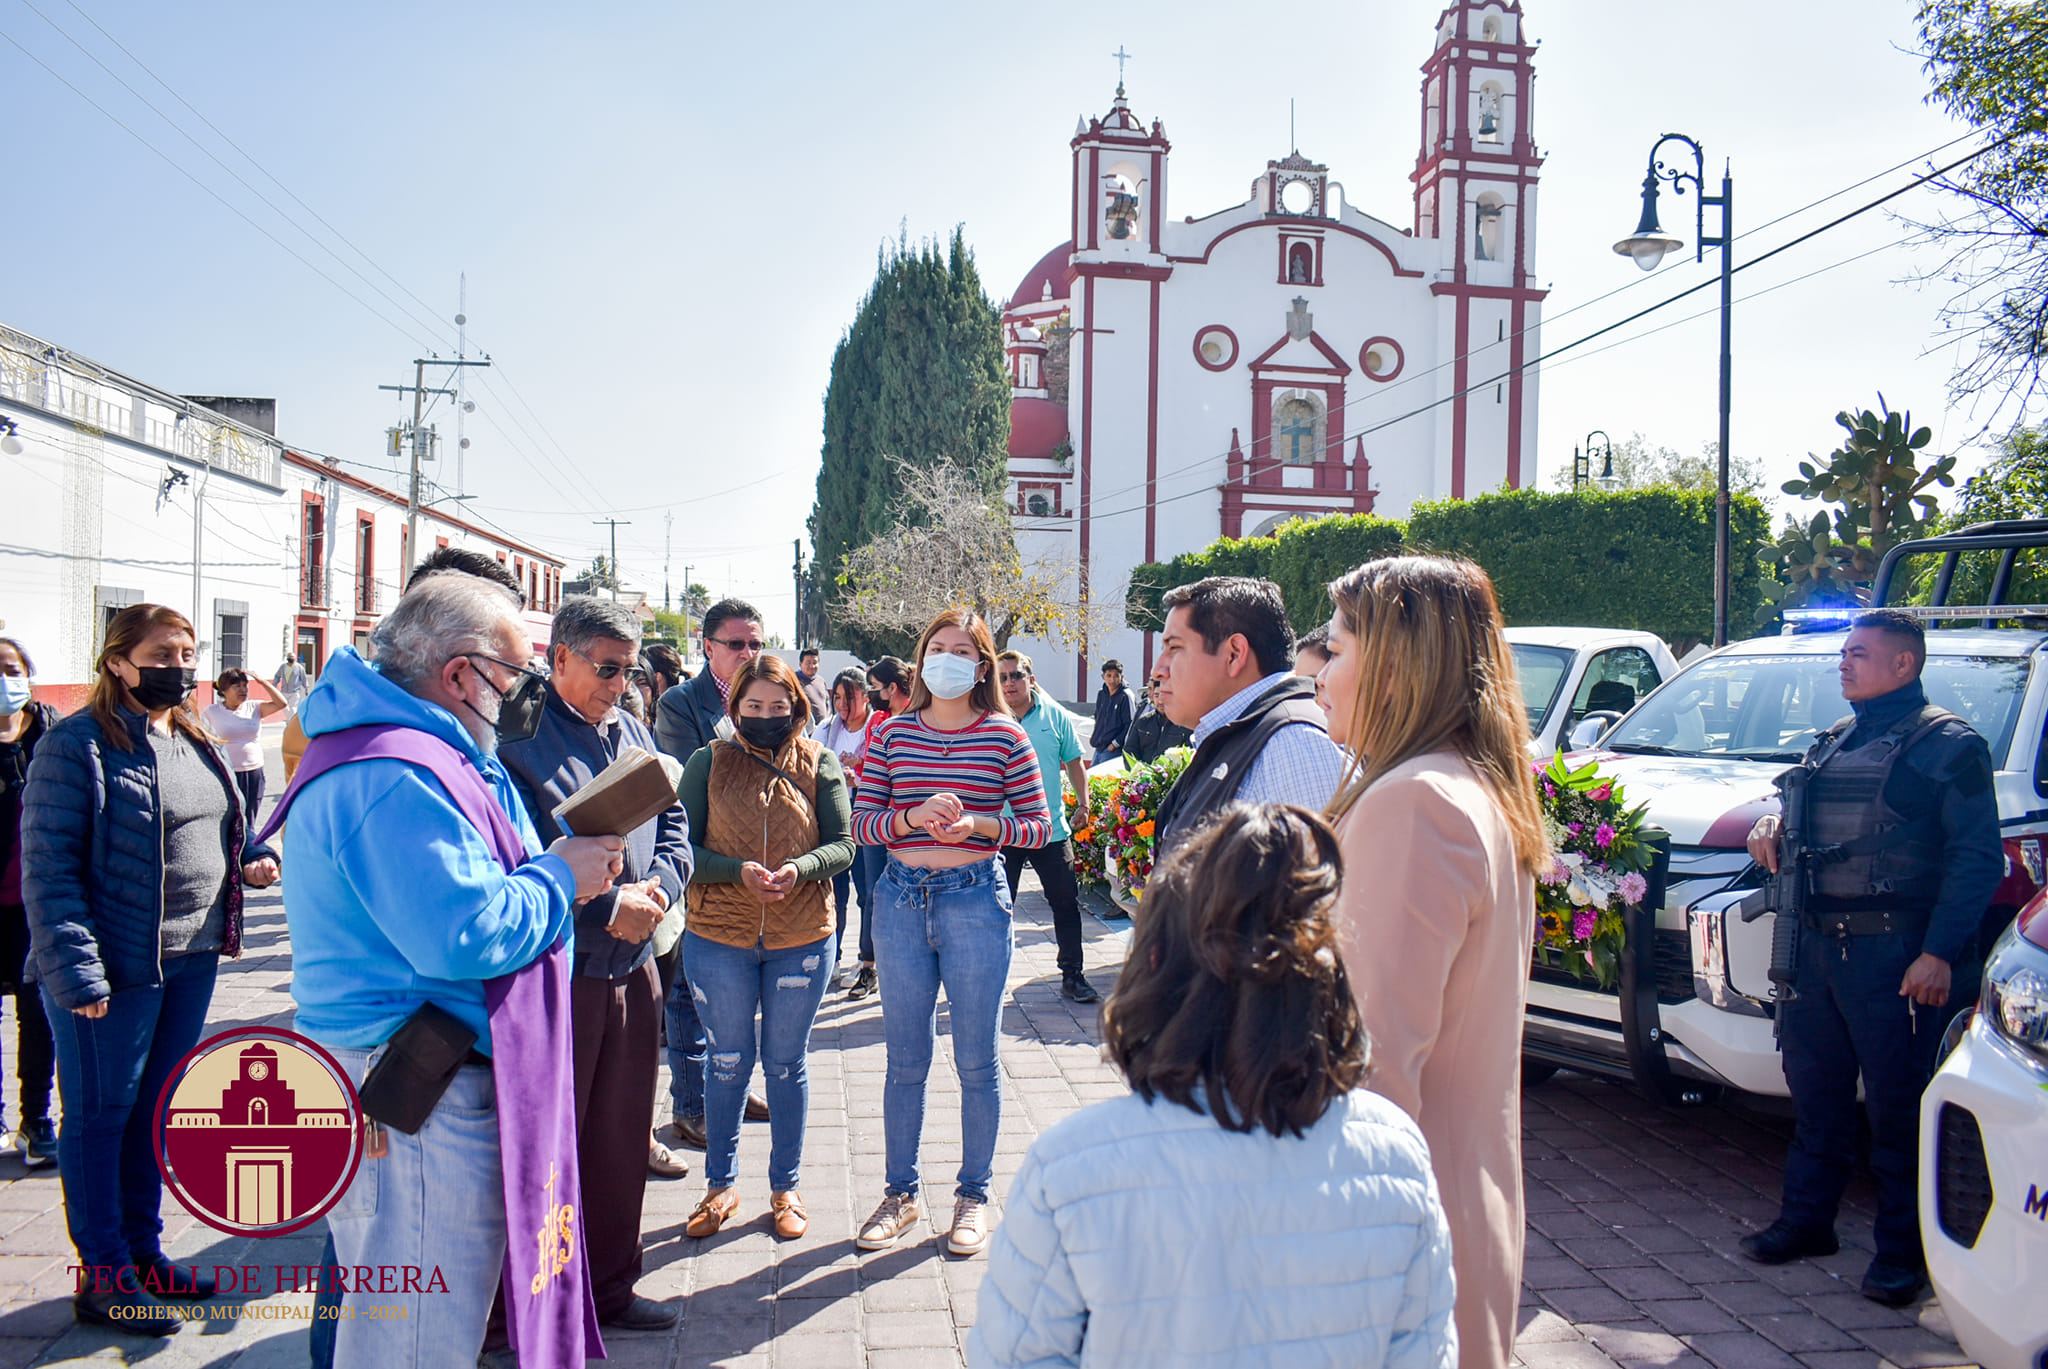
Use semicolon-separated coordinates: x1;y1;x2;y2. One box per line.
1981;927;2048;1065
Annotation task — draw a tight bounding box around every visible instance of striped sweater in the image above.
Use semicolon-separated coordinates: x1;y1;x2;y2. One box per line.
851;710;1052;854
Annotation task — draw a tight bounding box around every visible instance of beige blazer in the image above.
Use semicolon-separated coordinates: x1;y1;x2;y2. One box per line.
1333;750;1536;1369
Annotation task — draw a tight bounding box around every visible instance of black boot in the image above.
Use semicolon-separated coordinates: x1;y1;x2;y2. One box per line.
1738;1219;1839;1265
1860;1258;1928;1306
74;1281;182;1336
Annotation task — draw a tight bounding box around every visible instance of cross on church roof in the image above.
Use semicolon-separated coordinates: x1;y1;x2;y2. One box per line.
1112;45;1132;94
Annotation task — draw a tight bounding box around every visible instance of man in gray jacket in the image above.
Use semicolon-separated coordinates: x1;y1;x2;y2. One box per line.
500;596;691;1333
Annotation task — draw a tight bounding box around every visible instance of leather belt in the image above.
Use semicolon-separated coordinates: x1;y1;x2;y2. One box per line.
1805;908;1926;938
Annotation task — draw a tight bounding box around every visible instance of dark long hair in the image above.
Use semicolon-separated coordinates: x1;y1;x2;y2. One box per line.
90;605;209;753
1102;803;1368;1138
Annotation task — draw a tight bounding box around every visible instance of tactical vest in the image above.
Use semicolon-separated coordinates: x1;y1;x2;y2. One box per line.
1802;704;1958;909
1154;675;1328;859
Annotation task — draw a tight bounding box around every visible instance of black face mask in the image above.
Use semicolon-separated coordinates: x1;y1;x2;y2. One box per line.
130;666;196;710
467;658;548;745
738;714;798;751
867;689;887;713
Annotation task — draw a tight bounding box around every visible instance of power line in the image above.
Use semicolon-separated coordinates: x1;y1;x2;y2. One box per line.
1078;131;2016;519
1080;135;2016;527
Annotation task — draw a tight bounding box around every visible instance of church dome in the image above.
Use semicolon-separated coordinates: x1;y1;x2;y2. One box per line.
1008;396;1068;460
1010;242;1072;309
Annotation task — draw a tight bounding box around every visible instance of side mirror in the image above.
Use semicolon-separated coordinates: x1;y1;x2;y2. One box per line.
1568;711;1625;751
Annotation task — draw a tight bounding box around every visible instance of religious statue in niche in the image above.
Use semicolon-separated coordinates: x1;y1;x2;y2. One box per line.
1287;243;1314;283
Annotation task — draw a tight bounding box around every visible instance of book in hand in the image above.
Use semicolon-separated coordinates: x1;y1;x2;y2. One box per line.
551;746;684;838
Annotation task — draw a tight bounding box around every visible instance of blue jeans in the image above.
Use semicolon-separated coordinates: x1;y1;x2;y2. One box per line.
686;931;832;1191
324;1044;506;1365
874;856;1013;1202
666;947;707;1121
44;949;219;1276
851;845;883;964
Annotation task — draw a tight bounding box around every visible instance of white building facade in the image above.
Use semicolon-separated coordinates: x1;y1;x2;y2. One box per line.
0;320;565;713
1003;0;1545;697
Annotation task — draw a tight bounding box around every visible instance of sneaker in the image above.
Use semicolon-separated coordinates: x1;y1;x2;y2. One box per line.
947;1195;992;1257
846;964;877;1000
21;1118;56;1169
830;962;856;990
1061;971;1100;1004
1861;1257;1929;1307
856;1191;921;1251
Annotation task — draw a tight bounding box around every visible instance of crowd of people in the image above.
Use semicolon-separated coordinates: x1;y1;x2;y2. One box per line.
0;543;1988;1366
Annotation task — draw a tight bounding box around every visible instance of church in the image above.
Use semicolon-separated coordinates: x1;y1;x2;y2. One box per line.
1001;0;1545;698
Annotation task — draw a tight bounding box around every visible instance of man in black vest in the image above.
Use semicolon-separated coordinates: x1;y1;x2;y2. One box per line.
1739;609;2002;1306
1150;577;1345;857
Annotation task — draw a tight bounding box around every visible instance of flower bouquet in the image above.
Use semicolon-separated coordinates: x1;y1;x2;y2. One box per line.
1064;770;1123;890
1104;747;1193;903
1532;751;1654;990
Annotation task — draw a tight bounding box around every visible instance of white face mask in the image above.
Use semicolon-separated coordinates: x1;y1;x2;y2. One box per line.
921;652;981;701
0;677;30;716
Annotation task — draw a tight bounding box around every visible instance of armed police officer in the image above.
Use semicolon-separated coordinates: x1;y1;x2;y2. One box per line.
1738;609;2002;1307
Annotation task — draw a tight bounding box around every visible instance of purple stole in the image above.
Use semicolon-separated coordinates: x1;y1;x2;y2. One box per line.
263;724;606;1367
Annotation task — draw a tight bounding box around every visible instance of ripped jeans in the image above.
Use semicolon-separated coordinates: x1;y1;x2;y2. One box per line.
684;930;834;1191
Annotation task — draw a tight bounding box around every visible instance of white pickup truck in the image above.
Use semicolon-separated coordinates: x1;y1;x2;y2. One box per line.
1505;627;1679;758
1524;521;2048;1104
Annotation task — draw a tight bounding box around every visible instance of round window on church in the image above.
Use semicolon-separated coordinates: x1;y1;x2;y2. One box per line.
1280;179;1315;215
1359;336;1405;383
1192;325;1238;372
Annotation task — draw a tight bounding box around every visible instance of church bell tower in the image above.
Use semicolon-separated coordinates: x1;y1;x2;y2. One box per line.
1412;1;1544;496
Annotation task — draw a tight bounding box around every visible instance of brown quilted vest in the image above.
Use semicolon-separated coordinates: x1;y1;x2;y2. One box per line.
687;737;832;950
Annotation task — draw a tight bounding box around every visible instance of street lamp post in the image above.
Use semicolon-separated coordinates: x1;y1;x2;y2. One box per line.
1613;133;1734;648
1574;429;1616;491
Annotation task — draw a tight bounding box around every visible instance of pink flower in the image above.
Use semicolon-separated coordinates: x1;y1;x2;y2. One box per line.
1572;909;1596;941
1618;872;1649;905
1589;783;1612;801
1596;823;1617;848
1567;822;1583;835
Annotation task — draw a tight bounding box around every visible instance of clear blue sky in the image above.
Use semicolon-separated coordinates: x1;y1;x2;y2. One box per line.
0;0;2011;638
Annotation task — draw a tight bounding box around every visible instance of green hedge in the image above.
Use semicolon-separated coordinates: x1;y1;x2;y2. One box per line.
1125;489;1768;644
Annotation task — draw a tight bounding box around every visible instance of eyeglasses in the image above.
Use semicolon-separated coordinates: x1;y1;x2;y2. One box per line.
708;635;766;654
999;671;1030;683
463;654;550;690
571;647;647;684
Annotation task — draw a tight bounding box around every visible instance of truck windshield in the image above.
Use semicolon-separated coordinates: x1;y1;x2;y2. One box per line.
1512;643;1575;734
1602;652;2029;762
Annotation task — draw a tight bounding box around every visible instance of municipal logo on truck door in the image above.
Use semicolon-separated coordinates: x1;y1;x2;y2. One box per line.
152;1028;364;1237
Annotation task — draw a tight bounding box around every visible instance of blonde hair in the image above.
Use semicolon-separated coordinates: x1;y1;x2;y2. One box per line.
1323;555;1550;877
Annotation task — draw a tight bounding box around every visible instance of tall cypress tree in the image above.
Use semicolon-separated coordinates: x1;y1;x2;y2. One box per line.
808;227;1009;656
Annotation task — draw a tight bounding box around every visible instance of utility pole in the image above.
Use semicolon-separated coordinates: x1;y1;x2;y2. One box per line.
594;518;631;604
380;354;490;580
792;539;804;650
683;564;694;643
663;510;674;612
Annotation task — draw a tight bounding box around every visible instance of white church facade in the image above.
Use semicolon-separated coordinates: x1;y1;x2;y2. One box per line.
1002;0;1545;699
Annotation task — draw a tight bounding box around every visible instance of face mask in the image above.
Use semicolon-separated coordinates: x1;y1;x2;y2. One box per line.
130;666;196;710
465;658;547;747
921;652;981;701
0;677;31;716
738;714;798;750
867;689;887;713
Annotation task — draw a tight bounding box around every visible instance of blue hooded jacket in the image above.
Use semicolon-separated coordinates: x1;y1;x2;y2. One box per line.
282;648;575;1055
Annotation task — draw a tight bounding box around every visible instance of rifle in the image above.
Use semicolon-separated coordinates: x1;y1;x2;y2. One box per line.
1739;759;1817;1039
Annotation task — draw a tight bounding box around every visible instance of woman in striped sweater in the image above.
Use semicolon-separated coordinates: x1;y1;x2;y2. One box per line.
851;609;1051;1258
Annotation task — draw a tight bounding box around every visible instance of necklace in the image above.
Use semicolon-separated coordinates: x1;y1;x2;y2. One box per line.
919;710;983;757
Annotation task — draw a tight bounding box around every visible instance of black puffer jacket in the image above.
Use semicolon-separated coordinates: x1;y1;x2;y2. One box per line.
22;706;273;1010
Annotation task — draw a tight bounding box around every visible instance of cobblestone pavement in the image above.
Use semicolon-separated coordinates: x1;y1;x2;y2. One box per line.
0;872;1978;1368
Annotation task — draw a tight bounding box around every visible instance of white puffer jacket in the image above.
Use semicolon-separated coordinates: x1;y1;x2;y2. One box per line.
969;1086;1457;1369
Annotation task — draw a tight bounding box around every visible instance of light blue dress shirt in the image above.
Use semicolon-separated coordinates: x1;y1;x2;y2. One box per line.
1190;670;1348;813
